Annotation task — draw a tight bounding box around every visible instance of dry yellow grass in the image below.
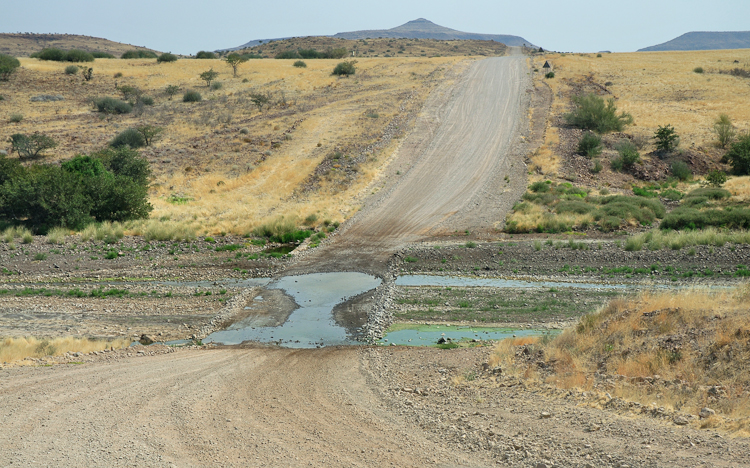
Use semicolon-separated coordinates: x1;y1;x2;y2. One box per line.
492;287;750;435
0;336;130;363
532;50;750;151
1;56;467;234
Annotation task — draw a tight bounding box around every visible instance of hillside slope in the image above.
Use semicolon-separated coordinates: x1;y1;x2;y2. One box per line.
0;33;158;57
638;31;750;51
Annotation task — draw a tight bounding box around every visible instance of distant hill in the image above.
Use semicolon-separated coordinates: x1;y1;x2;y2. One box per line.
638;31;750;52
229;18;534;51
333;18;533;46
0;33;159;57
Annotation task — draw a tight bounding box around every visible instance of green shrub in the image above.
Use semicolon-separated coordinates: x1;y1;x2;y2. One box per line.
693;67;704;74
31;48;65;61
332;60;356;76
661;189;683;201
140;96;154;106
713;114;735;149
275;50;302;59
195;51;216;59
9;113;23;123
705;170;727;187
165;84;180;100
685;187;731;200
564;93;633;133
110;128;146;149
64;64;79;75
591;159;603;173
293;60;307;68
199;68;219;87
654;124;679;154
555;200;595;214
529;181;550;193
157;53;178;63
183;90;202;102
577;132;602;158
725;132;750;175
8;133;57;160
91;52;115;59
670;161;692;181
0;54;21;80
545;71;555;79
63;49;94;62
661;207;750;230
121;50;157;59
92;97;132;114
210;81;223;91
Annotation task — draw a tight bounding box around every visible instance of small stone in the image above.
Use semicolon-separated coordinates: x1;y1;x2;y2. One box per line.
699;407;716;419
540;412;552;419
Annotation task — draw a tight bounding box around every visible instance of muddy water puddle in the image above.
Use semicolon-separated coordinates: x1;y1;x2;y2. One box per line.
204;272;381;348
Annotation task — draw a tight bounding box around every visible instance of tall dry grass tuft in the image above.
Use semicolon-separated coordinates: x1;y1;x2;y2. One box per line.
0;336;130;363
492;287;750;433
129;219;198;241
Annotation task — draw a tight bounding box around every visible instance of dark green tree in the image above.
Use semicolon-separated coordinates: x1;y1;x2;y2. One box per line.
654;124;679;155
199;68;219;87
224;53;249;77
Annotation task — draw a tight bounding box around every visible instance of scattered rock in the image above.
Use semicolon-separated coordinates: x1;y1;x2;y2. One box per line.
673;416;689;426
699;407;715;419
139;334;155;345
30;94;65;102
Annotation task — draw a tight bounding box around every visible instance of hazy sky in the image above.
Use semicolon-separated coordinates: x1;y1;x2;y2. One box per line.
2;0;749;54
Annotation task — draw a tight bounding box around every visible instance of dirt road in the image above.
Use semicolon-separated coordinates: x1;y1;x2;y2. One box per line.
290;54;530;275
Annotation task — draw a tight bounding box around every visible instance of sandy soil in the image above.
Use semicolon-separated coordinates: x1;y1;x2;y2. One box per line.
2;346;747;467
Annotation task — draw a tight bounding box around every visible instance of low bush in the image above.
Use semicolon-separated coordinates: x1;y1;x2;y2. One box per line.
183;90;202;102
210;81;223;91
64;64;79;75
661;207;750;230
705;170;727;187
332;60;356;76
612;139;640;170
545;71;555;79
725;132;750;175
0;54;21;80
293;60;307;68
686;187;731;200
275;50;301;59
713;114;735;149
110;128;146;149
63;49;94;62
9;113;23;123
91;52;115;59
121;50;157;59
195;51;216;59
529;181;550;193
670;161;692;180
576;132;602;158
31;48;65;61
693;66;704;73
92;97;132;114
564;93;633;133
157;53;178;63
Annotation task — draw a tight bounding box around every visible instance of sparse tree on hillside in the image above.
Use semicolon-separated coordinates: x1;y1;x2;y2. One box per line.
8;133;57;160
249;92;271;111
0;54;21;81
165;84;180;100
136;125;163;147
224;53;249;77
199;68;219;87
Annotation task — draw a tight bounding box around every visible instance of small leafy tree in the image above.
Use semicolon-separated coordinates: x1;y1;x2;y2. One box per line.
8;133;57;160
165;84;180;100
0;54;21;81
654;124;679;154
157;53;178;63
224;53;249;77
725;132;750;175
332;60;356;76
705;170;727;187
713;113;735;149
249;92;270;111
81;67;93;81
564;93;633;133
199;68;219;87
136;125;163;146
